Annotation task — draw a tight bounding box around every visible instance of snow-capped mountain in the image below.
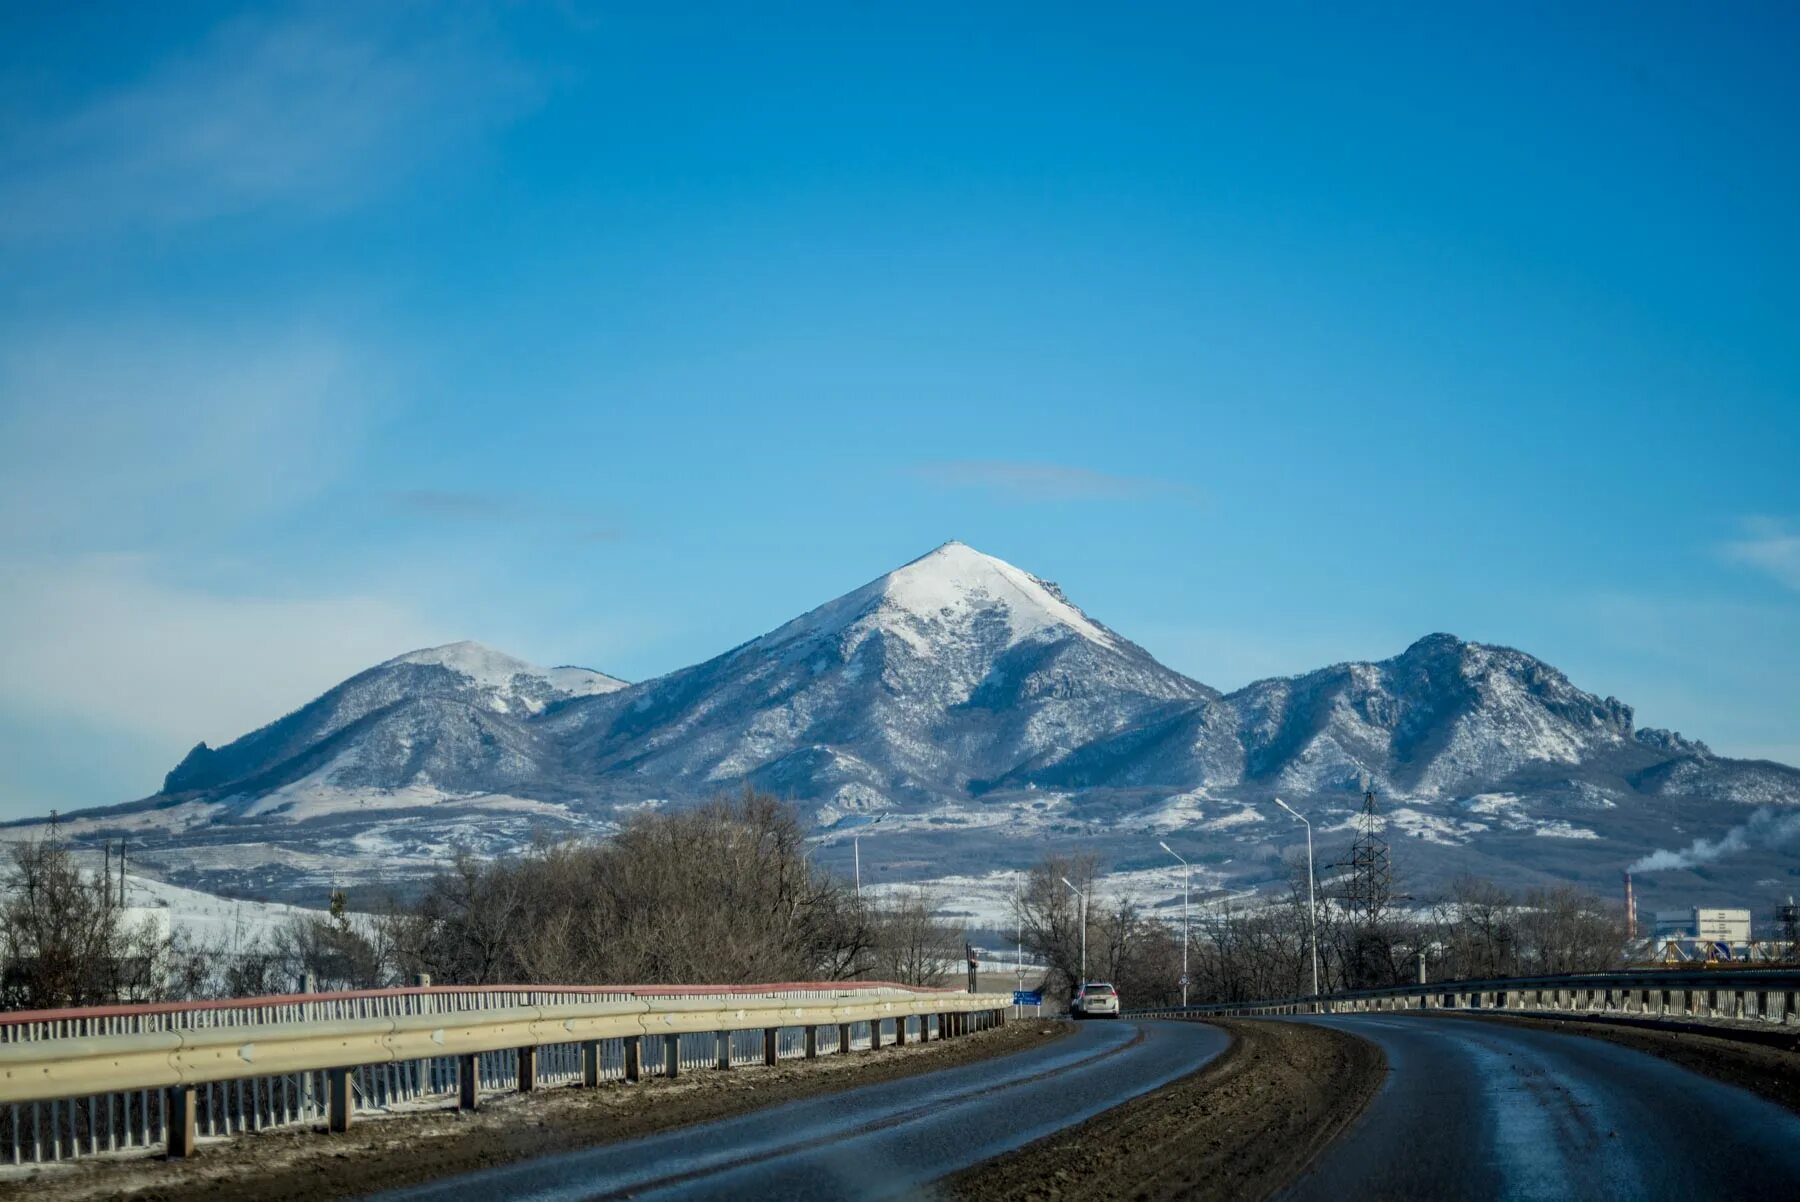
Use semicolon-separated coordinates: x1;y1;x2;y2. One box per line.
23;542;1799;910
159;641;623;805
1226;633;1640;797
545;541;1213;816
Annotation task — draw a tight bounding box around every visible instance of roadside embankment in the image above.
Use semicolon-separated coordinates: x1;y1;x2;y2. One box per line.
0;1020;1068;1202
949;1018;1385;1202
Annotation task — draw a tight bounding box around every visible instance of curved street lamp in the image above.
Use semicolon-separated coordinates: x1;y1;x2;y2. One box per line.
1273;797;1320;1005
1060;876;1088;985
1158;841;1190;1007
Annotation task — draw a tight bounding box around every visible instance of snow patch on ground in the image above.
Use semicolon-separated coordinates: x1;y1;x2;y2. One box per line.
121;874;333;949
1319;806;1488;845
869;864;1233;932
238;771;572;822
1530;820;1599;839
0;858;334;952
6;800;225;840
1116;789;1214;834
1461;792;1524;817
1199;803;1269;832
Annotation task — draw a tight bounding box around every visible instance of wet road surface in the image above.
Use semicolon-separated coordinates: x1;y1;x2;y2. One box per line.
1280;1012;1800;1202
364;1018;1229;1202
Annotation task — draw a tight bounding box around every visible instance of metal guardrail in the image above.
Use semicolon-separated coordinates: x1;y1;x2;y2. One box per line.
1125;967;1800;1027
0;983;1012;1164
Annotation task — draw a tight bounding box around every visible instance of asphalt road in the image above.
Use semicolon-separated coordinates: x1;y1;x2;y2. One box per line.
363;1018;1229;1202
1280;1012;1800;1202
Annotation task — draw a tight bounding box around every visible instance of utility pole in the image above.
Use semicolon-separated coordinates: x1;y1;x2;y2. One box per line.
1274;798;1319;1005
1159;841;1190;1006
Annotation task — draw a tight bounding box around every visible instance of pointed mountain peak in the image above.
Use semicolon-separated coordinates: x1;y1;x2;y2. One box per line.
887;541;1114;643
1400;632;1468;656
869;541;1121;652
387;640;532;677
752;541;1126;658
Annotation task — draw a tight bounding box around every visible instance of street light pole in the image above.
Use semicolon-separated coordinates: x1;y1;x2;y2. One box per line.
854;812;889;900
1158;841;1190;1007
1016;870;1025;992
1060;876;1087;984
1274;797;1319;1005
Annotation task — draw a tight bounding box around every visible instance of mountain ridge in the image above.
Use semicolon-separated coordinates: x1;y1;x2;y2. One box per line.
22;541;1798;907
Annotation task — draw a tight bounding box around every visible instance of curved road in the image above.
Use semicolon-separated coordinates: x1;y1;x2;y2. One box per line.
1280;1013;1800;1202
364;1019;1228;1202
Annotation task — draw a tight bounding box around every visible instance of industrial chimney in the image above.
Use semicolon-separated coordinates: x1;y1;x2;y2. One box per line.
1623;871;1638;942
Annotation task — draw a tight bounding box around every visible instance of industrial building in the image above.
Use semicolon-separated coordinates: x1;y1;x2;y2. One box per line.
1649;907;1753;945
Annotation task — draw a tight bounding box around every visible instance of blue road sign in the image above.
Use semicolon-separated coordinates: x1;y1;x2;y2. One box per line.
1013;990;1043;1006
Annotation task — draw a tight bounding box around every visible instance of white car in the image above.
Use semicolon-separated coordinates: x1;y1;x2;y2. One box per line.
1071;981;1121;1019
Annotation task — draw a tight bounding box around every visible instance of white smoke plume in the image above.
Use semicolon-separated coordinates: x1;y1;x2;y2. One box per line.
1628;807;1800;873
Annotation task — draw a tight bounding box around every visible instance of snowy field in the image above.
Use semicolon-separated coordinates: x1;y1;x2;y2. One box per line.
863;862;1249;934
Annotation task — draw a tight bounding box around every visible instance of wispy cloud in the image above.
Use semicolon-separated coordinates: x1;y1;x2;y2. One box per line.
0;322;368;551
1720;517;1800;592
912;459;1196;503
386;489;527;522
0;553;444;754
0;6;541;239
383;489;623;542
0;316;437;807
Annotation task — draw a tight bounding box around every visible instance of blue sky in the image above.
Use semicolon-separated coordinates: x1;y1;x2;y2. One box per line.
1;3;1797;817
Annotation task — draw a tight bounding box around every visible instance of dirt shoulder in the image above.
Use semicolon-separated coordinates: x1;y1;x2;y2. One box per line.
948;1018;1385;1202
1446;1011;1800;1114
0;1021;1069;1202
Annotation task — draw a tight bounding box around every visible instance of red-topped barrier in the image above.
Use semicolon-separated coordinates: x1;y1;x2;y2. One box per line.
0;979;956;1028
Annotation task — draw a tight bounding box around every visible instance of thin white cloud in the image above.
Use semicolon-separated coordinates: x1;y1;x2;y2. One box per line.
0;317;436;807
0;553;445;753
0;6;540;238
913;459;1195;503
0;323;370;551
1721;516;1800;592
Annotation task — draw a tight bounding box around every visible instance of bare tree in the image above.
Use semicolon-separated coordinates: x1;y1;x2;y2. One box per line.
1;832;169;1008
867;887;963;986
1010;853;1099;1001
388;791;877;987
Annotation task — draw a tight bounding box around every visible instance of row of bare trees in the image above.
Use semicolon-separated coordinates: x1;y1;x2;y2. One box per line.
5;786;1633;1011
1011;854;1186;1008
1011;854;1628;1007
385;793;896;985
1;793;969;1009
